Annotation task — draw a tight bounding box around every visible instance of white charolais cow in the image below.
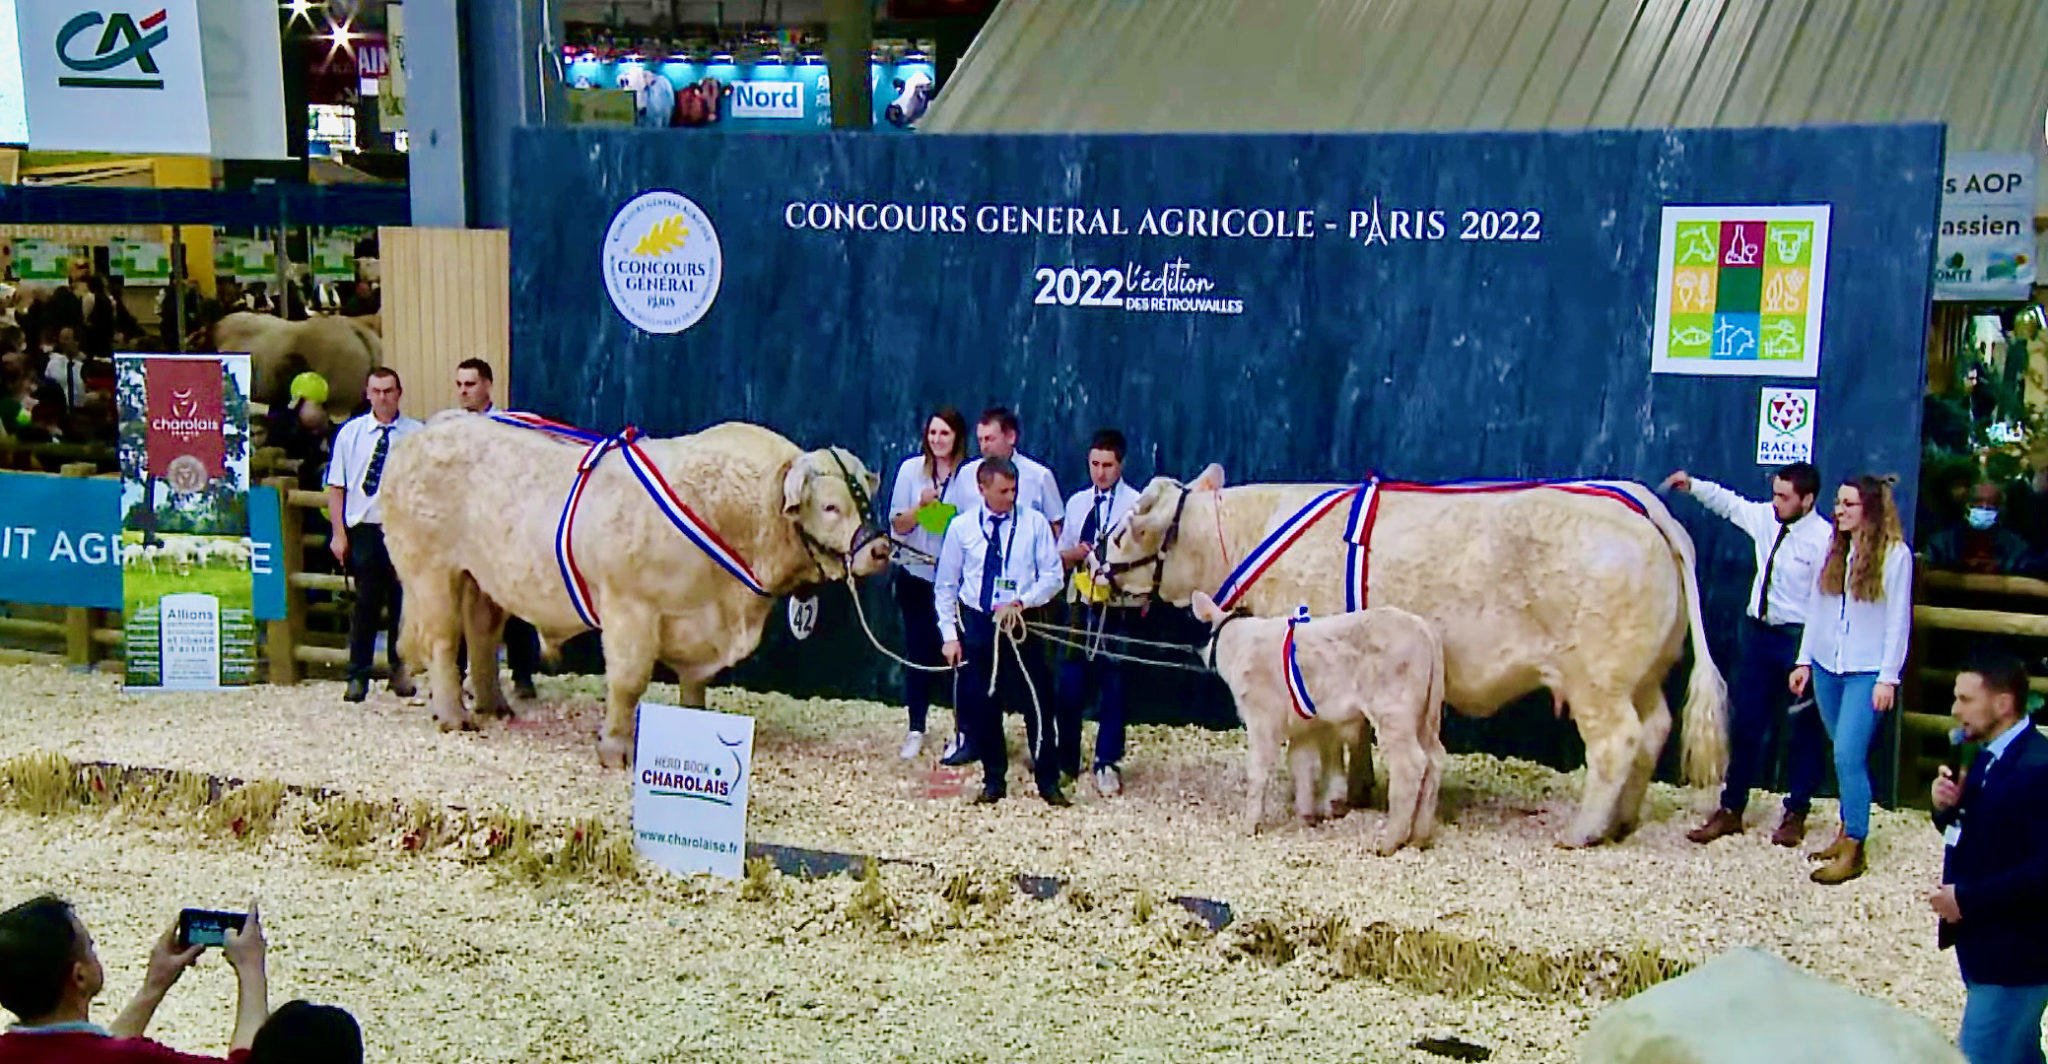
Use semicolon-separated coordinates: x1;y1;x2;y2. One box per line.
381;412;892;767
1100;465;1728;848
1193;591;1446;853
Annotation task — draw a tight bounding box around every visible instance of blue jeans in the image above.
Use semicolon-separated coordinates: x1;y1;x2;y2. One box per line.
1961;981;2048;1064
1811;667;1879;840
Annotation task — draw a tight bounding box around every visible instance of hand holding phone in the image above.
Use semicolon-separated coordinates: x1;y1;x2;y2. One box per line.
176;908;247;950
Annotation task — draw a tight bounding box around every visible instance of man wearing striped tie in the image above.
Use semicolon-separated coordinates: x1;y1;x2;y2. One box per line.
326;368;425;703
937;458;1069;806
1056;429;1142;797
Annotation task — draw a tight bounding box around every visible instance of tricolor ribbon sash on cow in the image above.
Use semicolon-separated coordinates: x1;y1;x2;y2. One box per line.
490;411;769;629
1211;475;1651;615
1282;612;1317;720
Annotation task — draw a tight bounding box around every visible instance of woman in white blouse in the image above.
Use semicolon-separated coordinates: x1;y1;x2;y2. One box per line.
886;406;977;760
1790;474;1913;886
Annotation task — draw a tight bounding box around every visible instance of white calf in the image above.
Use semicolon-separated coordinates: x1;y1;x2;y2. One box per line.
1193;591;1447;854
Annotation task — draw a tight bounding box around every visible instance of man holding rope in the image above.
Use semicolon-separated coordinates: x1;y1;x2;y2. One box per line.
936;458;1071;806
1056;429;1142;797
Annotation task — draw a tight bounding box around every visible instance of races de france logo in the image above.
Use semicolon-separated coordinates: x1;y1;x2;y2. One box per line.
602;190;722;335
1768;391;1811;437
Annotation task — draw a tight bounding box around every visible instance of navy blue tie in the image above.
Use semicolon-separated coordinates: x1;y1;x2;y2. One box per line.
978;514;1006;613
1078;491;1107;547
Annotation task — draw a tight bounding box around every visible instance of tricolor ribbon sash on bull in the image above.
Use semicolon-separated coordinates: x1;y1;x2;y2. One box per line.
1209;475;1649;615
490;411;769;629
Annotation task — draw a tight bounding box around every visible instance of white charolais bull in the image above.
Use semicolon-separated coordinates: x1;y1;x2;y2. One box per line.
215;311;382;418
1100;466;1728;848
381;413;892;767
1193;591;1446;853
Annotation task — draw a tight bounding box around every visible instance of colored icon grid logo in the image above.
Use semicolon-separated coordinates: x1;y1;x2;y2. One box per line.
1652;206;1829;378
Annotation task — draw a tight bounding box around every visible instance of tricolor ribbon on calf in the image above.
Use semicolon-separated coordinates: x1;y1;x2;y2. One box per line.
1282;613;1317;720
1214;474;1650;615
490;411;769;630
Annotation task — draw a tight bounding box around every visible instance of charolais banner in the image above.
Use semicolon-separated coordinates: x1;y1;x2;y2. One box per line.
116;353;255;691
0;472;286;617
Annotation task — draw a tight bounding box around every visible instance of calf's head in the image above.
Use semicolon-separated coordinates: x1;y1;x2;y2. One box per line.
783;448;890;578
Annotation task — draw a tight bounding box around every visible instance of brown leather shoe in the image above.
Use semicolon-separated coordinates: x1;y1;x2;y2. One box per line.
1809;831;1851;863
1686;808;1744;844
1809;838;1865;885
1771;809;1808;848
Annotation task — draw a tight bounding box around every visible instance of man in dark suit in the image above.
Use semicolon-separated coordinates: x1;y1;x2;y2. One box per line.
1931;654;2048;1064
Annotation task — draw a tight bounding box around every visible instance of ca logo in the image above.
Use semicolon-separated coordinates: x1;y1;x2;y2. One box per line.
57;9;171;90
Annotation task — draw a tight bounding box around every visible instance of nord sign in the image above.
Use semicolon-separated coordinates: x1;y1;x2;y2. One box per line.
729;80;804;119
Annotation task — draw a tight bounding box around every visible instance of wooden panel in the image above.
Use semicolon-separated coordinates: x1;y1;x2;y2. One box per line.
378;226;511;419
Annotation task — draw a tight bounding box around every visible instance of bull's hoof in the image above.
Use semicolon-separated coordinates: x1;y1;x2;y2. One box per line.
1299;813;1323;828
1372;836;1404;857
476;698;515;721
597;736;633;769
1328;800;1351;819
436;716;478;734
1555;828;1605;850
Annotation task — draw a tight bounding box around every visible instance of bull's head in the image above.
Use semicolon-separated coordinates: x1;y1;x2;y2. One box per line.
783;447;891;580
1095;463;1225;603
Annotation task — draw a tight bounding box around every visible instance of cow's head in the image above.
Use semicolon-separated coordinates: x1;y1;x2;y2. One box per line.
1095;463;1225;601
783;447;890;579
884;72;934;128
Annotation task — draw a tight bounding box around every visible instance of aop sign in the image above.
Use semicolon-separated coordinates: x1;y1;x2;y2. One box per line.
16;0;212;153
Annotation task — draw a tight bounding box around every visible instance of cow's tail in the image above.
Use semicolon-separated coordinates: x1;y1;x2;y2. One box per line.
1610;485;1730;786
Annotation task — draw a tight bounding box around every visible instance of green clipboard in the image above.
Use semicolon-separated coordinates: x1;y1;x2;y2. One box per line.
914;500;959;535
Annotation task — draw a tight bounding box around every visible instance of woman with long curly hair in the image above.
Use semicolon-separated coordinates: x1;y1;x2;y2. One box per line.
1791;474;1913;885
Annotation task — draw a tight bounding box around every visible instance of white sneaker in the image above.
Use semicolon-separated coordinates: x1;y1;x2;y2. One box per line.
899;731;925;760
1093;765;1122;797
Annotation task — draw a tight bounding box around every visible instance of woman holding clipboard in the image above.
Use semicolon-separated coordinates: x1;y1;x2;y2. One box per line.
888;406;979;760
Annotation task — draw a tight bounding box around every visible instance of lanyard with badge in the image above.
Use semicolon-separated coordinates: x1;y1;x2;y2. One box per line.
987;510;1021;599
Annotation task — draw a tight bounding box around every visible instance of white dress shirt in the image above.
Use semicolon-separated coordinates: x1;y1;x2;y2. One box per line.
887;454;979;582
934;504;1063;642
959;451;1063;530
1796;540;1914;686
1690;478;1833;625
1057;480;1141;556
325;412;425;527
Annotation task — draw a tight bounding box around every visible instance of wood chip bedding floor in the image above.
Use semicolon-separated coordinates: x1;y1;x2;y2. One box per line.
0;664;1967;1061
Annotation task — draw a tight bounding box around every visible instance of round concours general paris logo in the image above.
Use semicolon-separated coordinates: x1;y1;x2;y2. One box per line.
602;190;722;335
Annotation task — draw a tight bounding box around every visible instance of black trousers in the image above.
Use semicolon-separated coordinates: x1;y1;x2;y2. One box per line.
958;608;1061;795
1057;603;1133;773
456;615;540;686
891;570;947;733
1719;618;1828;815
344;522;402;682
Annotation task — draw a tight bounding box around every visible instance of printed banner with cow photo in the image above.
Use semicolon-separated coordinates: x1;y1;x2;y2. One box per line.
116;353;257;691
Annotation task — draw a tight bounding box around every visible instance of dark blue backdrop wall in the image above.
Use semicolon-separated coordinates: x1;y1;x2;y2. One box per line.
509;124;1941;783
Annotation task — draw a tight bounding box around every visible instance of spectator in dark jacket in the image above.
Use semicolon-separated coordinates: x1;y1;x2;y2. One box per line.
1926;482;2040;576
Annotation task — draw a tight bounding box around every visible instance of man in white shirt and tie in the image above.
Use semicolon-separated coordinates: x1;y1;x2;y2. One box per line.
1055;429;1143;797
1663;461;1834;846
327;368;425;703
959;407;1064;533
450;358;540;701
937;458;1070;805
